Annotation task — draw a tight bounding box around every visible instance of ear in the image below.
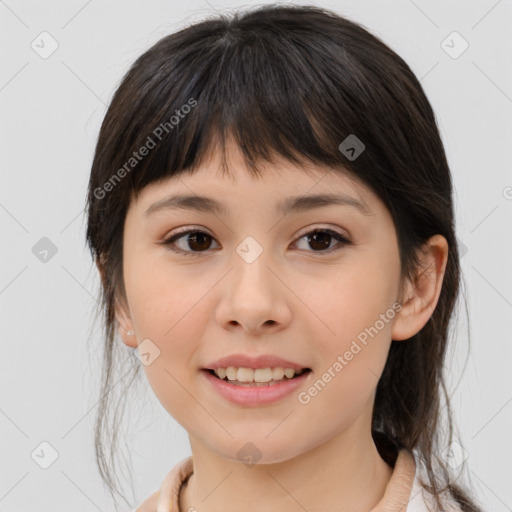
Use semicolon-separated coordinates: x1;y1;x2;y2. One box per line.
95;256;138;348
114;297;138;348
391;234;449;341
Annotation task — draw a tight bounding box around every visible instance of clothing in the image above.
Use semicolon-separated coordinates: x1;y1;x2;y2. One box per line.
131;449;462;512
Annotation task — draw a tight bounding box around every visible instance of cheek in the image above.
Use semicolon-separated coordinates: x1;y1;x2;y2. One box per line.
123;253;214;409
307;261;397;344
125;249;209;341
299;255;398;401
294;272;396;438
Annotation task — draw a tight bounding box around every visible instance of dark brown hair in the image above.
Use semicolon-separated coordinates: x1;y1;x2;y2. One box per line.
85;4;483;510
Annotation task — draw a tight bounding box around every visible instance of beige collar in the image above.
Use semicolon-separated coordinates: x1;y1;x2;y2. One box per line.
151;448;416;512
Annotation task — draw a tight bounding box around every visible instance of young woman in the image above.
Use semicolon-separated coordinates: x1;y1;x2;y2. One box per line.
86;4;484;512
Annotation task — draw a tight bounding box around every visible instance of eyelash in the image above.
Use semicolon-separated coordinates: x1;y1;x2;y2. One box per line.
161;226;351;257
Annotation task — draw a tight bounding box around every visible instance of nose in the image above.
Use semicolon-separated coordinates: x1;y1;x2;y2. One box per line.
215;247;292;335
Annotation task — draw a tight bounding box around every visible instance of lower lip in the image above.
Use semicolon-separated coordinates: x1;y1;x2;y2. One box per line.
201;369;311;407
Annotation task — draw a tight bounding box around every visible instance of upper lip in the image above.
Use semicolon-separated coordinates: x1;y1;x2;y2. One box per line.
203;354;309;371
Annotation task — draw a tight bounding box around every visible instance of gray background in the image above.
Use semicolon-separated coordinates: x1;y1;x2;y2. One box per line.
1;0;511;510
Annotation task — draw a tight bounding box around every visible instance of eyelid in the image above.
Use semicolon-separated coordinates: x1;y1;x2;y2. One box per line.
294;223;349;240
164;223;349;240
165;225;211;237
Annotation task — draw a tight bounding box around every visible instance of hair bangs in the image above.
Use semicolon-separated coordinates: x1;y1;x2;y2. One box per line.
120;18;367;199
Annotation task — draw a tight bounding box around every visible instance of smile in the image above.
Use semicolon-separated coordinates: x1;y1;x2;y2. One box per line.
201;368;312;406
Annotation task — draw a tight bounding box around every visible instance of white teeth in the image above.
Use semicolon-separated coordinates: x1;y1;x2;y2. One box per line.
213;366;306;382
284;368;295;379
226;366;237;380
237;367;254;382
271;367;284;380
216;368;227;380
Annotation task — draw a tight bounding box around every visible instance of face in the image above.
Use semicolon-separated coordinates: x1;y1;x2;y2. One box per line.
117;143;406;464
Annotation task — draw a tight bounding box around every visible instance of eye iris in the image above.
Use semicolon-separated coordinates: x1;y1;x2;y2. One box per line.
308;232;332;251
188;232;211;251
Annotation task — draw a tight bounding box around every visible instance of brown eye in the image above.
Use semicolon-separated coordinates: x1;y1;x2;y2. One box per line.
163;229;218;256
294;229;351;253
183;231;213;251
307;231;332;251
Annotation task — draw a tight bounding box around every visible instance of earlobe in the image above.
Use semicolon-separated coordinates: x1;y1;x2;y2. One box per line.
115;297;138;348
391;234;449;341
95;256;138;348
118;326;138;348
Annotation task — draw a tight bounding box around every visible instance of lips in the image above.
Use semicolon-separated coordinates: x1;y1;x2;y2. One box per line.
201;366;312;406
203;353;309;372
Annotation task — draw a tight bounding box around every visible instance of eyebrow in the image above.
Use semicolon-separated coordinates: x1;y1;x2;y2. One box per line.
144;192;373;217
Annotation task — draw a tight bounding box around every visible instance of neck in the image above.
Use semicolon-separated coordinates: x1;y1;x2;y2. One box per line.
179;427;394;512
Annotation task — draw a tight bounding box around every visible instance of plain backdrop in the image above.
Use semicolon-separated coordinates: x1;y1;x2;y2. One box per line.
1;0;511;510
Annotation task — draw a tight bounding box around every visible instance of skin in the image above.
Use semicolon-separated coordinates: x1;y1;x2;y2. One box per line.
109;140;449;512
